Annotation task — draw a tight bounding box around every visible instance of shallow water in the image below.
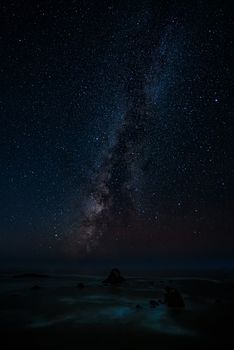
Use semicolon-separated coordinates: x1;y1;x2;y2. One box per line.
0;273;234;347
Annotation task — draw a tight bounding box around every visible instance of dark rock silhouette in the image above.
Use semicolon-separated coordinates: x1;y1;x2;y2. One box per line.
149;300;159;308
31;285;41;290
77;282;85;289
102;268;125;285
14;273;48;279
164;287;185;308
215;298;222;304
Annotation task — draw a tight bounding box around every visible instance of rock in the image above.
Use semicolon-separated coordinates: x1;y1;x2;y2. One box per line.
149;300;159;308
77;282;85;289
31;285;41;290
164;287;184;307
102;268;125;285
215;298;222;304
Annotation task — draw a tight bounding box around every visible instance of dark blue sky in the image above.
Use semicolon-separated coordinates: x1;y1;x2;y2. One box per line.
0;0;233;265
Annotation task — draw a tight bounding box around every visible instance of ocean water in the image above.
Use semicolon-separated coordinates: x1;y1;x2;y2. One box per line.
0;272;234;347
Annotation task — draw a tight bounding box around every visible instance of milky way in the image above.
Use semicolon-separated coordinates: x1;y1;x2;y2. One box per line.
66;18;184;255
74;86;154;253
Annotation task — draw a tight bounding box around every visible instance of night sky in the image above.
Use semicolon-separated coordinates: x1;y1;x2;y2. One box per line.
1;0;233;266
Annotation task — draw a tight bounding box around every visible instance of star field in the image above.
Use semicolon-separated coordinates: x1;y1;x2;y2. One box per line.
0;0;233;264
